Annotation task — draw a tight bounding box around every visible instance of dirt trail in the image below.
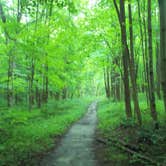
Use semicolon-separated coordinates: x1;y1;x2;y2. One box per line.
40;102;98;166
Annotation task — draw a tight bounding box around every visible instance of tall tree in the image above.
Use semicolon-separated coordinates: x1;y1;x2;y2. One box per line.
113;0;132;118
156;39;161;100
158;0;166;112
128;1;142;125
148;0;158;128
137;0;149;104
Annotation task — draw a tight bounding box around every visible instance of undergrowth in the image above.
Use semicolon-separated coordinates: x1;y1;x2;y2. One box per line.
0;97;92;166
97;96;166;165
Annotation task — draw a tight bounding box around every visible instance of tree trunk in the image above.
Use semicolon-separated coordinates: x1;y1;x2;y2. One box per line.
28;59;35;110
148;0;158;128
113;0;132;118
104;66;111;99
45;61;49;102
143;1;151;105
156;41;161;99
158;0;166;112
7;54;13;107
137;0;149;105
128;1;142;125
115;73;121;101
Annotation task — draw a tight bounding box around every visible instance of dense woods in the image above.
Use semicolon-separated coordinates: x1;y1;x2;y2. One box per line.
0;0;165;166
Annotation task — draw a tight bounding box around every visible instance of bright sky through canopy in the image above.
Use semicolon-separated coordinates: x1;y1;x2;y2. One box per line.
88;0;97;8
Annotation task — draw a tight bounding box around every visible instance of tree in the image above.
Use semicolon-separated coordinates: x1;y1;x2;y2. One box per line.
113;0;132;118
148;0;158;128
128;0;142;125
158;0;166;112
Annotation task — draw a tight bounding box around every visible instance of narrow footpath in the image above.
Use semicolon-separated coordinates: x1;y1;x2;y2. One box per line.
40;102;98;166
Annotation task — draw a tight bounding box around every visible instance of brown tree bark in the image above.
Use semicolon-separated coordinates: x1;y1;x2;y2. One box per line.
148;0;158;128
41;0;53;104
137;0;149;104
104;66;111;98
128;1;142;125
113;0;132;118
158;0;166;112
28;59;35;110
156;41;161;100
142;1;151;106
111;57;121;101
35;80;41;108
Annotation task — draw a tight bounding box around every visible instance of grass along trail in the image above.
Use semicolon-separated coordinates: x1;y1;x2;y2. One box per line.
40;102;98;166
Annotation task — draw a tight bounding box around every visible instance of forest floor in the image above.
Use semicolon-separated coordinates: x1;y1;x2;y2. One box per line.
1;98;165;166
0;98;93;166
95;98;166;166
40;102;98;166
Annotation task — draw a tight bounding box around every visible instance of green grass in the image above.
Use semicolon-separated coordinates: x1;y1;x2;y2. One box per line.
97;100;125;132
0;97;93;166
97;96;166;165
97;97;165;133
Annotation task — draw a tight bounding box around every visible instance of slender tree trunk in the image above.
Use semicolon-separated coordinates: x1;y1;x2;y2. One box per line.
104;66;111;98
45;59;49;102
143;1;151;105
42;74;46;103
28;59;35;110
158;0;166;112
110;70;115;99
137;0;149;104
113;0;132;118
7;54;13;107
148;0;158;128
115;73;121;101
36;80;41;108
156;41;161;99
41;0;53;104
112;58;121;101
121;0;132;118
62;88;67;99
106;66;111;98
104;68;108;97
128;1;142;125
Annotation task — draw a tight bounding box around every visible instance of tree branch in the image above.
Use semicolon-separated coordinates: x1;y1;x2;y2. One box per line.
113;0;121;27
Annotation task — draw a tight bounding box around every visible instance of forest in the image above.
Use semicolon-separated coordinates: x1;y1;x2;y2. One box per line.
0;0;165;166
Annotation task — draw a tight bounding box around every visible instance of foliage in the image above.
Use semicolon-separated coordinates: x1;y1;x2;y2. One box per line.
0;97;92;166
97;97;166;165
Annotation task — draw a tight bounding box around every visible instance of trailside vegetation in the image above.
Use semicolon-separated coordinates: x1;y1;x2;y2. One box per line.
0;0;165;165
